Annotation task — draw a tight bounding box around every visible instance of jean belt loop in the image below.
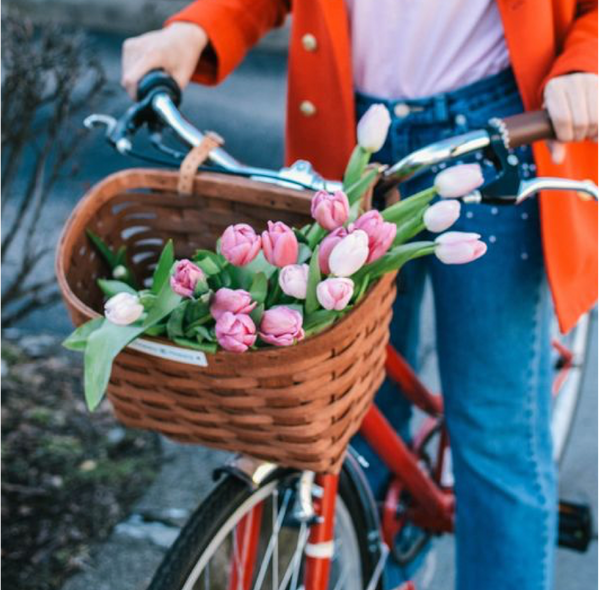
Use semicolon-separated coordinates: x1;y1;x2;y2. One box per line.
433;95;450;123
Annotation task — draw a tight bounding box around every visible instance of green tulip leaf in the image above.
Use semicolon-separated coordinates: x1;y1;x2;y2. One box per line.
304;248;321;315
83;283;182;411
63;317;105;351
249;272;268;305
173;337;218;354
151;240;174;295
97;279;137;298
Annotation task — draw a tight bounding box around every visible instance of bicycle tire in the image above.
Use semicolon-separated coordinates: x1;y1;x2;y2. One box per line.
551;309;594;464
148;466;383;590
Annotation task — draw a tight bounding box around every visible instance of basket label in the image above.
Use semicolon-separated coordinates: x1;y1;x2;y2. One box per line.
127;338;208;367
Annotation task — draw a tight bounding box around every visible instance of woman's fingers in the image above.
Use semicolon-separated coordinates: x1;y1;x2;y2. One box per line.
544;73;599;144
121;23;209;101
546;140;567;165
564;74;590;141
585;77;599;141
544;77;574;142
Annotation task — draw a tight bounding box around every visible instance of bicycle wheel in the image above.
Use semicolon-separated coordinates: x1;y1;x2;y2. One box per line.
149;465;382;590
550;309;594;463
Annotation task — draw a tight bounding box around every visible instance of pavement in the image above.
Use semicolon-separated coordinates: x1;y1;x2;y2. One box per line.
2;30;597;590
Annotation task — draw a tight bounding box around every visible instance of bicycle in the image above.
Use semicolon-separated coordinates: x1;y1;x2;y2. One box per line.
77;71;597;590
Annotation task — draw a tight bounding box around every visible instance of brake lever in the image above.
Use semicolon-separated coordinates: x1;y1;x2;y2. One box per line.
515;178;599;204
83;114;117;136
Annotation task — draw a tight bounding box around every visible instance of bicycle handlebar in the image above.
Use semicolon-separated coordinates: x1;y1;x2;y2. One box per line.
503;111;555;148
83;70;597;203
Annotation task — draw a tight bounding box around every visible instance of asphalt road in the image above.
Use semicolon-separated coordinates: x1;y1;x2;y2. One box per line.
4;31;597;590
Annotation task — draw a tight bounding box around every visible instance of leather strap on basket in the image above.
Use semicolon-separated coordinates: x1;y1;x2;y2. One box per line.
177;131;224;196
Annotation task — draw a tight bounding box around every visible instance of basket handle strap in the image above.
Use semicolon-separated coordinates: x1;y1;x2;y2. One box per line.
178;131;224;196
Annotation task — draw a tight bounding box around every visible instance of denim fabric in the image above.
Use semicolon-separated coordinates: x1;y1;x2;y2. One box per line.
351;69;557;590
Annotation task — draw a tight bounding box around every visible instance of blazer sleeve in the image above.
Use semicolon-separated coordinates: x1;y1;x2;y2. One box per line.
542;0;598;88
165;0;289;85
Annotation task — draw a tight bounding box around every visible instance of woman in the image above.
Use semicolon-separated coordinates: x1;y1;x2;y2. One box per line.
121;2;597;588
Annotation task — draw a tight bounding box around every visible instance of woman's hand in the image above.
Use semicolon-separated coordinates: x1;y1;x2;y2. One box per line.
543;73;598;164
121;22;209;100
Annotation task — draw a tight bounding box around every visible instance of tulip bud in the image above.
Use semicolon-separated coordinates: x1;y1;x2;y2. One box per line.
112;265;128;280
261;221;299;268
104;292;144;325
170;260;206;298
310;190;350;231
316;278;354;311
259;306;304;347
215;312;257;353
423;200;461;233
221;223;262;266
435;231;487;264
353;210;397;263
328;230;370;277
318;227;349;275
357;104;391;153
210;288;256;320
279;264;310;299
434;164;484;198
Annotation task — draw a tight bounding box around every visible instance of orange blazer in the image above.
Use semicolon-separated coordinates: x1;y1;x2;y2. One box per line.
167;0;598;333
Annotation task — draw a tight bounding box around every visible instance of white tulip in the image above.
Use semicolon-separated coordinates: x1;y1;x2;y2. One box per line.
329;230;370;277
423;200;461;233
278;264;310;299
357;104;391;153
104;292;144;325
434;164;484;198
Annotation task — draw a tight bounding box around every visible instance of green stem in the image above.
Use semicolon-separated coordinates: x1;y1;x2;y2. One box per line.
382;187;436;223
343;146;370;189
306;224;327;250
394;219;426;246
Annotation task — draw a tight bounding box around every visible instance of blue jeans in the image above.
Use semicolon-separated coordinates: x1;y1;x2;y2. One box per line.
351;69;557;590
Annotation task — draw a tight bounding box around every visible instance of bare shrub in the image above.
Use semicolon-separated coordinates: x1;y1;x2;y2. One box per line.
1;16;105;327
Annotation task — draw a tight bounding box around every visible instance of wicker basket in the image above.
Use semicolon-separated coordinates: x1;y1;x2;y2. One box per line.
56;168;397;473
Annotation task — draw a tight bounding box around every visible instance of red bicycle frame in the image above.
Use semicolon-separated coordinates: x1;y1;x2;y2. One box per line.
229;343;454;590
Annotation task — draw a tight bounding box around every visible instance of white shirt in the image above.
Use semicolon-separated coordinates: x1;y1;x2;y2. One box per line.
345;0;511;99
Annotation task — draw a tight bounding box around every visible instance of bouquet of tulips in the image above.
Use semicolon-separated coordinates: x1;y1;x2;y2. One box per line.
64;105;487;410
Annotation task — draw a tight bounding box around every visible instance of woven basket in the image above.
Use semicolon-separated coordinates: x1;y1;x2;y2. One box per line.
56;168;397;473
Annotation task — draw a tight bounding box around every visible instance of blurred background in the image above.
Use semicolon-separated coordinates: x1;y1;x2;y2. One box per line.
1;2;597;589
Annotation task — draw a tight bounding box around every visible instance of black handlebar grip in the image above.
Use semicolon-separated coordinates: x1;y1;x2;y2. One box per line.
137;69;182;106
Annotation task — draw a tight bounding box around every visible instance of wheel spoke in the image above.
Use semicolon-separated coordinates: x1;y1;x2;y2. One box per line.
278;523;309;590
251;488;292;590
204;559;210;590
272;490;279;590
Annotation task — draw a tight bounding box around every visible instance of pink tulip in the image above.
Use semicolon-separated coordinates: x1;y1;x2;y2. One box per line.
215;312;257;353
329;229;370;277
357;104;392;153
210;288;256;320
435;232;487;264
434;164;484;198
221;223;261;266
310;190;350;231
316;278;354;311
279;264;310;299
261;221;299;268
259;306;304;347
352;210;397;263
170;260;206;298
318;227;349;274
423;200;461;233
